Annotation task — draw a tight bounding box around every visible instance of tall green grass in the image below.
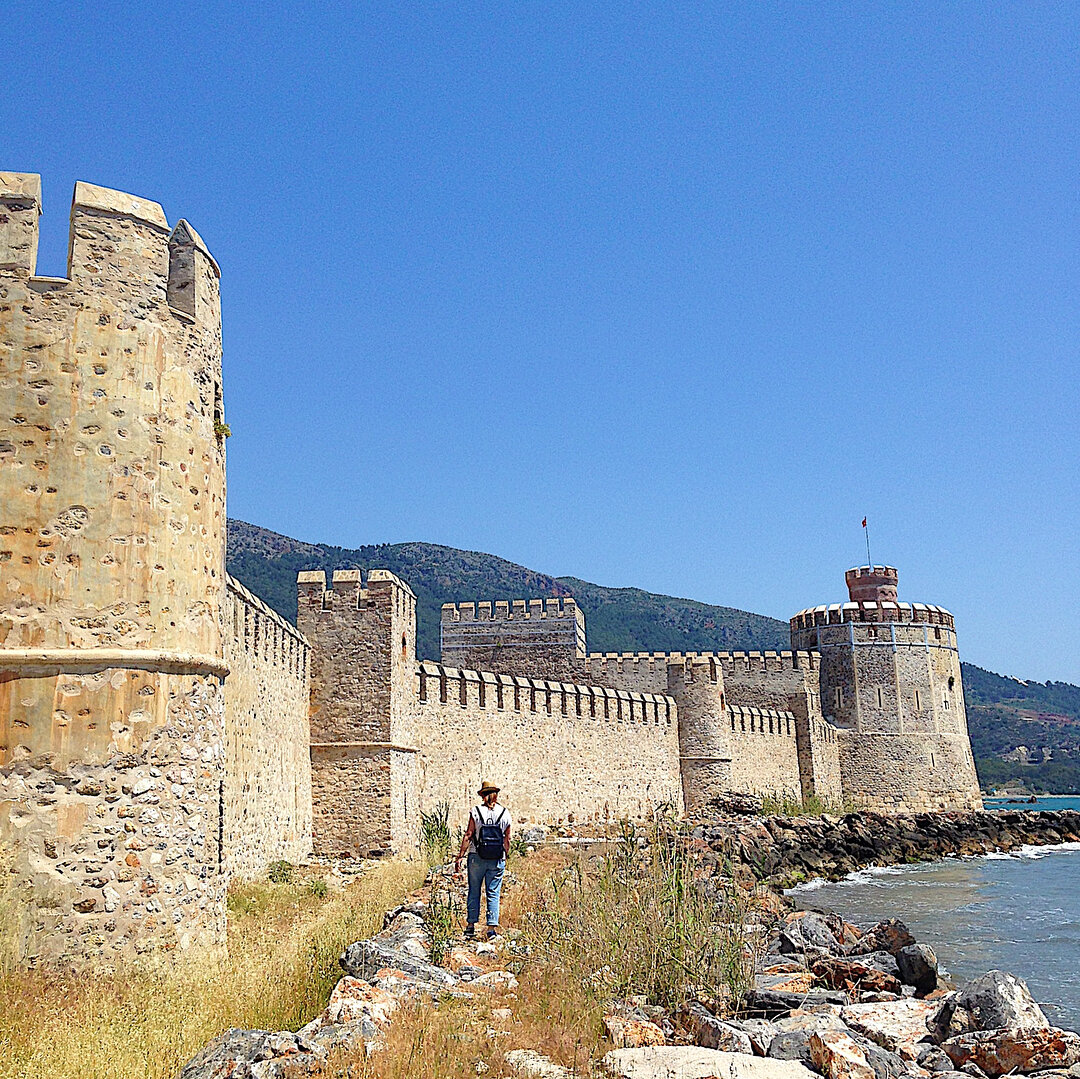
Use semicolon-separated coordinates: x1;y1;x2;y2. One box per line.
522;820;763;1013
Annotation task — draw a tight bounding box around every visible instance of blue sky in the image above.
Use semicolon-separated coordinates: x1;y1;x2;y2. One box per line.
6;3;1078;682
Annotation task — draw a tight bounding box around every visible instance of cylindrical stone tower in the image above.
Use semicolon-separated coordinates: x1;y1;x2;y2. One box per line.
0;174;228;962
790;565;982;813
667;656;732;815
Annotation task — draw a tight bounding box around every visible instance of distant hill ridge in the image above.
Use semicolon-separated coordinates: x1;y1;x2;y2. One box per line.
226;519;1080;794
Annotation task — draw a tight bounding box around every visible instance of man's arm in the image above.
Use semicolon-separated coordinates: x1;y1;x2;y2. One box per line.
454;815;475;869
503;820;511;857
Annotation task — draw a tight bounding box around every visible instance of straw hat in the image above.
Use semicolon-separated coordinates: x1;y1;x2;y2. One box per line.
477;780;501;796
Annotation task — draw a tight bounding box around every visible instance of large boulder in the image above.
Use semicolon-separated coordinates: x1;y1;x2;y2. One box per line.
812;954;902;996
847;921;916;958
604;1014;666;1049
808;1030;876;1079
681;1003;754;1053
747;988;850;1016
780;912;840;954
942;1028;1080;1077
928;971;1049;1041
896;944;938;994
602;1046;819;1079
339;938;457;988
177;1029;325;1079
840;999;938;1060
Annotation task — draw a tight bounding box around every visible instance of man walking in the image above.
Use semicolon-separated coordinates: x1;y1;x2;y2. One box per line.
454;780;511;940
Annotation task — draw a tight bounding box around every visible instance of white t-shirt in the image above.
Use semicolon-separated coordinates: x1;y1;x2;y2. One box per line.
468;803;512;856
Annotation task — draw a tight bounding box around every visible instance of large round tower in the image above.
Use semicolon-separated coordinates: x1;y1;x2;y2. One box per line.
790;565;982;812
0;174;228;961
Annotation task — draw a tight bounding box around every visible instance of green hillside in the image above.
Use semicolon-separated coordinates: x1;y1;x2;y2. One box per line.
225;520;788;663
225;519;1080;794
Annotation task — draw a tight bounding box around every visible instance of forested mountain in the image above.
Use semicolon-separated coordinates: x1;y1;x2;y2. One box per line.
226;520;1080;793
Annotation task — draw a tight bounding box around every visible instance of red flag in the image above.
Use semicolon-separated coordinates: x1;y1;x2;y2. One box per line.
862;517;867;528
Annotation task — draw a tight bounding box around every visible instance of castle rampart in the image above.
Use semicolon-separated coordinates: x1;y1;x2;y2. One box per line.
0;174;228;962
223;578;312;878
440;596;586;680
414;661;683;828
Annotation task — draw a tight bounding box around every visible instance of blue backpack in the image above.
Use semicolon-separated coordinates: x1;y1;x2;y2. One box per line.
475;806;506;860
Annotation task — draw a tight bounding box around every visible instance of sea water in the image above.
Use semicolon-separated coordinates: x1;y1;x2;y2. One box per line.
789;797;1080;1029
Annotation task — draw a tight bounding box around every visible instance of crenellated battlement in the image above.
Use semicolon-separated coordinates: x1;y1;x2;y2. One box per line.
789;601;955;633
416;660;675;728
585;649;819;673
0;172;220;334
441;597;579;622
727;704;797;738
227;576;309;674
298;568;416;613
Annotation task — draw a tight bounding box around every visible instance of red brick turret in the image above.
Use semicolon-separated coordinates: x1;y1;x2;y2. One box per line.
845;565;899;603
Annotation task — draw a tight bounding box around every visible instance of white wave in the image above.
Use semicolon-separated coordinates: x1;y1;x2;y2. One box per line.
787;877;826;893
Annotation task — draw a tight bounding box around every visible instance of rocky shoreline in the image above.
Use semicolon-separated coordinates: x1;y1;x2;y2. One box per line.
690;809;1080;887
178;811;1080;1078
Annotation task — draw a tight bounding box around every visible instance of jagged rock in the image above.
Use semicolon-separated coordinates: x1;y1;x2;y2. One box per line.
729;1018;781;1056
840;999;938;1060
847;920;916;958
299;976;397;1035
915;1044;956;1072
768;1031;816;1064
809;1030;877;1079
602;1046;819;1079
521;825;548;844
812;954;902;996
604;1014;667;1048
747;988;850;1016
757;972;817;994
928;971;1049;1041
680;1003;753;1053
339;939;457;988
896;944;938;994
505;1048;573;1078
942;1028;1080;1077
177;1029;325;1079
471;970;518;991
780;911;840;954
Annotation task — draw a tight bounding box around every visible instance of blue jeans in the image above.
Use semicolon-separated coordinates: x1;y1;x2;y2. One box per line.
466;852;505;927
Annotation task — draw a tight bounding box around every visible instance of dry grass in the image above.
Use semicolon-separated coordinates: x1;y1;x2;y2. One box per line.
331;829;762;1079
0;858;424;1079
326;949;604;1079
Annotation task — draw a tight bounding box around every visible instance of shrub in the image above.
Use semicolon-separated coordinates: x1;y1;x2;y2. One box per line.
522;820;762;1013
419;802;452;866
267;860;295;884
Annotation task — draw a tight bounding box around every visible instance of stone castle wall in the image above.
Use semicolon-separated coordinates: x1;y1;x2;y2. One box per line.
414;663;683;828
223;577;312;878
0;174;230;962
441;598;586;681
581;650;842;807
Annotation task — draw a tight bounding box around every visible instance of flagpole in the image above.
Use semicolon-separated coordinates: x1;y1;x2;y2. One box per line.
864;518;872;567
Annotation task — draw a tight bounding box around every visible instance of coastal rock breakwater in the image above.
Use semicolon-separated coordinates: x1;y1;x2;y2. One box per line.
690;810;1080;886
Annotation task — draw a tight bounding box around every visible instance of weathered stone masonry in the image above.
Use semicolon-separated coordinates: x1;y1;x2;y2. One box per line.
0;174;229;961
0;174;311;963
224;577;312;878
